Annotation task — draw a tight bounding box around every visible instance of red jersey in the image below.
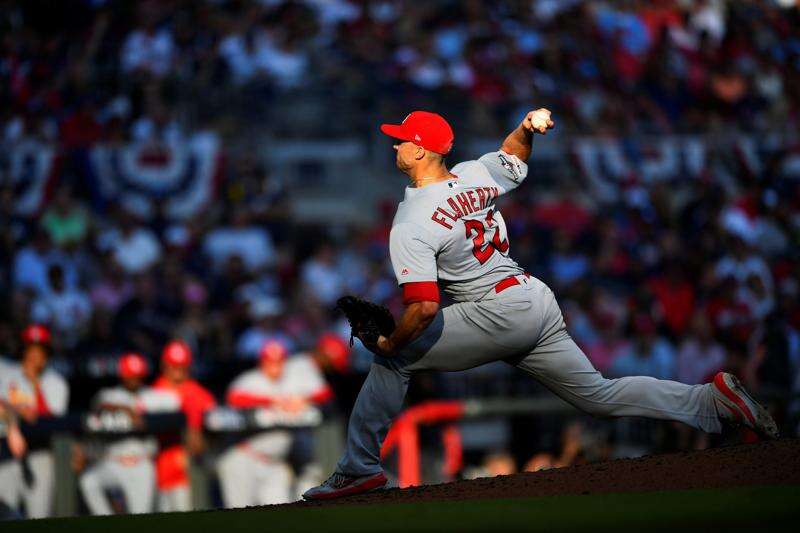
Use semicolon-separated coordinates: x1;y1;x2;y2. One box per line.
151;376;216;490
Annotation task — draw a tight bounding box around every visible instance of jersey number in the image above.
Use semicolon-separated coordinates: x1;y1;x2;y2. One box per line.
464;209;509;265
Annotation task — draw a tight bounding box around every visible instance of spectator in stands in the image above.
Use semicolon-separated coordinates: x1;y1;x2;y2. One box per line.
40;185;90;249
219;340;332;505
218;25;263;86
610;315;676;380
300;243;345;306
203;210;275;274
98;210;162;275
120;4;175;78
584;312;626;375
30;265;92;350
715;233;773;299
0;325;68;518
548;230;591;289
113;274;173;356
676;312;726;386
89;257;134;315
172;279;215;363
647;261;696;339
12;230;56;296
235;296;293;360
151;340;216;512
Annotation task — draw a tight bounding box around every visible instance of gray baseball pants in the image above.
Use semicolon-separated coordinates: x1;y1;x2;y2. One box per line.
79;458;155;515
216;446;293;507
337;275;722;476
157;485;191;512
0;450;54;518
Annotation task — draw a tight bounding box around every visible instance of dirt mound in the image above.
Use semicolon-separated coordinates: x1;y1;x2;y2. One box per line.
299;439;800;507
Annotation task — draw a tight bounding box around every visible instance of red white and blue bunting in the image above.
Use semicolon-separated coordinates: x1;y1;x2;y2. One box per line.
89;132;223;219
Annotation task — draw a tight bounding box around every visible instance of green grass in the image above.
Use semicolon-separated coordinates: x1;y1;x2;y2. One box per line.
6;485;800;532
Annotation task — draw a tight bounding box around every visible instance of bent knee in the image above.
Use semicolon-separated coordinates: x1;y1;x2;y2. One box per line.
79;471;101;491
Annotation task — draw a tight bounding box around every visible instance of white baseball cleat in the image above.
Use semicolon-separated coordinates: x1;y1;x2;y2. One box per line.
302;471;387;501
711;372;779;439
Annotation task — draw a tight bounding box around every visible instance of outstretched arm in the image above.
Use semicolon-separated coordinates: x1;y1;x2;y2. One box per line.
500;108;554;163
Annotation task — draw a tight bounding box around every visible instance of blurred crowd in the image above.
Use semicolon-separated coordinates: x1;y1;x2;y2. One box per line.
1;0;800;519
2;0;798;141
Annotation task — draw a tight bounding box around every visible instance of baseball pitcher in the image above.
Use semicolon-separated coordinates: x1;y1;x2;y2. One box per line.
303;109;779;500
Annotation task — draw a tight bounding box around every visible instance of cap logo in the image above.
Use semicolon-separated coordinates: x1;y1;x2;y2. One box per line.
414;134;421;142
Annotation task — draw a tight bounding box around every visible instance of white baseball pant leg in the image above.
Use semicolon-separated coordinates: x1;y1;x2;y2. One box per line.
21;450;54;518
254;460;293;505
217;447;256;508
79;461;115;515
117;460;156;513
0;459;22;512
158;485;191;512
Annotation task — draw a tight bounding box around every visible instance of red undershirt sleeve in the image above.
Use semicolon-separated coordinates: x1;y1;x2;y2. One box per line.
226;390;275;408
402;281;440;305
308;385;334;405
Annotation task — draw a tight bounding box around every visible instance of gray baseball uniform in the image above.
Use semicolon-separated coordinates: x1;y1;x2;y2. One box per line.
218;355;329;506
78;386;177;515
0;362;68;518
336;150;721;477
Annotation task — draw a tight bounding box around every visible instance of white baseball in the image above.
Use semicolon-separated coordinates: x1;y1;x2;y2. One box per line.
531;109;551;131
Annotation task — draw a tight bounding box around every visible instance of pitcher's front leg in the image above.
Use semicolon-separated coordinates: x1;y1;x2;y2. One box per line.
335;356;411;477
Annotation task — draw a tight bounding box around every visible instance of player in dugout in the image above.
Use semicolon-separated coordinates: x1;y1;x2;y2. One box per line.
76;352;180;515
151;340;216;512
0;325;69;517
218;340;332;506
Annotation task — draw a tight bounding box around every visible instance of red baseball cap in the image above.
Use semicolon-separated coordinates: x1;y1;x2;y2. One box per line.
259;340;288;364
161;340;192;367
380;111;454;155
315;333;350;373
119;352;149;379
21;324;51;346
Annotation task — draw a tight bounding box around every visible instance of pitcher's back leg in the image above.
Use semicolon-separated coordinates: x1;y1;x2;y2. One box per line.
510;327;722;433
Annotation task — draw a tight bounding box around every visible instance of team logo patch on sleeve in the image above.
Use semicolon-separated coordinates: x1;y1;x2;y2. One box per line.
401;268;409;276
497;153;522;183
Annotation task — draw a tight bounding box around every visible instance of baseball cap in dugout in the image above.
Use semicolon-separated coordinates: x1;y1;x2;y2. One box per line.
119;352;149;379
380;111;454;155
161;339;192;367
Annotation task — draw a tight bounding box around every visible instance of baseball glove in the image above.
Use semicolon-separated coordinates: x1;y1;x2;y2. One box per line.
336;295;396;347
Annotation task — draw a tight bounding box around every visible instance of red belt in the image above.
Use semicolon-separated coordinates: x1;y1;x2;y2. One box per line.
237;442;274;464
114;455;145;467
494;273;530;294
